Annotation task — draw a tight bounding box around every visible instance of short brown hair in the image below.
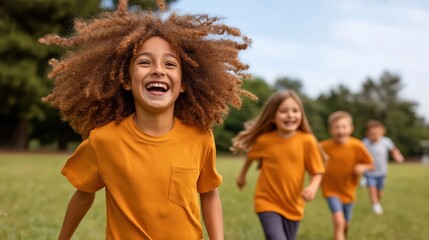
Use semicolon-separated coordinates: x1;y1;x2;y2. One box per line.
328;111;353;126
365;119;385;131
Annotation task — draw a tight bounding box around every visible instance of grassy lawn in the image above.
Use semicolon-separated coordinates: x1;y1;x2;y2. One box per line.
0;153;428;239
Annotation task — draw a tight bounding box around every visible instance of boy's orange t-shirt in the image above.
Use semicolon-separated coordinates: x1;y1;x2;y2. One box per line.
247;131;325;221
320;137;373;203
62;115;222;239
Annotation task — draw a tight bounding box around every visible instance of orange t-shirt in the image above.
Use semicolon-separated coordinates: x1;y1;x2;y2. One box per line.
320;137;373;203
247;131;325;221
62;115;222;239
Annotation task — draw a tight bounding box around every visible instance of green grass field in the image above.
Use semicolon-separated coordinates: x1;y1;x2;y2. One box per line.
0;153;428;240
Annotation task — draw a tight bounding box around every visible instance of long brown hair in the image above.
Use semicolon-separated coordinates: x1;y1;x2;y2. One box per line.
39;0;256;138
231;90;312;154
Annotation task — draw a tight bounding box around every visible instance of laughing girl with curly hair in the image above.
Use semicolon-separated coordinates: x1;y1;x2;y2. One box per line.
40;0;255;238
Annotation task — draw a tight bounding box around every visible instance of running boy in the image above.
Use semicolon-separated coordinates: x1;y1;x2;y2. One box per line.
320;111;374;240
39;0;255;239
363;120;404;215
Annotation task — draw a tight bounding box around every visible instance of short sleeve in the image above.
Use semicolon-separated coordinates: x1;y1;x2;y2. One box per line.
357;141;373;164
362;138;369;147
304;136;325;174
61;138;105;193
246;137;265;161
197;135;222;193
384;137;395;150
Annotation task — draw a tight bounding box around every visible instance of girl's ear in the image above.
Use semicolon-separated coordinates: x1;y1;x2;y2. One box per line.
180;82;185;93
123;82;131;91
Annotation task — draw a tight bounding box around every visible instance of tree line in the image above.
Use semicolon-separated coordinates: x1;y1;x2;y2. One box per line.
1;1;428;157
215;73;429;157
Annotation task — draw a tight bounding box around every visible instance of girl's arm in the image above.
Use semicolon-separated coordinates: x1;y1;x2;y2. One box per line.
301;173;322;201
391;147;404;163
58;190;95;240
236;158;254;190
200;188;224;240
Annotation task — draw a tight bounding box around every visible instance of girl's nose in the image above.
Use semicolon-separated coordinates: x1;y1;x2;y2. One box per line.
151;70;165;77
151;63;166;77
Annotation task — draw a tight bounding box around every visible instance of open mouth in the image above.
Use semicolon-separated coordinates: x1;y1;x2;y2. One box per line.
283;120;296;126
145;82;170;93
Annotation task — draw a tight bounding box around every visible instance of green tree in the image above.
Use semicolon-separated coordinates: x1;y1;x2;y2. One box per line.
316;71;429;156
355;72;428;155
213;71;428;156
316;84;364;139
0;0;100;149
274;76;303;94
0;0;176;150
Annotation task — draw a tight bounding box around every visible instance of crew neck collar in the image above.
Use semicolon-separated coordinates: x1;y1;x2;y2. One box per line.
126;114;181;143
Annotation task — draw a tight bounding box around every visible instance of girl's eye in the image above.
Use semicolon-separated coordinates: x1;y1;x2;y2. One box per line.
138;60;150;65
165;61;178;68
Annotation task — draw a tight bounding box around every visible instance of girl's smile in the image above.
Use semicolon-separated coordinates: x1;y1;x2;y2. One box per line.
145;81;170;95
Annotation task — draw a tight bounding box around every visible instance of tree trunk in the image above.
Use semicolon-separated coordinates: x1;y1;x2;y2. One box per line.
0;119;30;150
14;119;30;149
57;133;68;151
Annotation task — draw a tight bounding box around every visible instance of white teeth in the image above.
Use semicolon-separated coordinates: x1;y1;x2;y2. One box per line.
146;82;168;90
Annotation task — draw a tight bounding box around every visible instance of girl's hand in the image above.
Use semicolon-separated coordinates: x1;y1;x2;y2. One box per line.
236;174;246;191
301;185;317;201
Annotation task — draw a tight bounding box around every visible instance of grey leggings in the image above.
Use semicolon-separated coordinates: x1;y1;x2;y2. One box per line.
258;212;300;240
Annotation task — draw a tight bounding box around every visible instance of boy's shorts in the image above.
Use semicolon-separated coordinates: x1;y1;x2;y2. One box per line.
366;175;386;190
326;197;354;222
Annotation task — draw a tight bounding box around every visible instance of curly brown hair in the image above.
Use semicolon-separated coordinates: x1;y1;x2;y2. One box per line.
39;0;256;138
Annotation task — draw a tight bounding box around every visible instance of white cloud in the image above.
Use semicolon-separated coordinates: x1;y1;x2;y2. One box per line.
172;0;429;120
327;3;429;118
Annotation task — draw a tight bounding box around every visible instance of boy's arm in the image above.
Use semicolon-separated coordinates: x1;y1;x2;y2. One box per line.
301;173;322;201
58;190;95;240
200;188;224;240
354;163;374;175
391;147;404;163
355;142;376;175
236;158;255;190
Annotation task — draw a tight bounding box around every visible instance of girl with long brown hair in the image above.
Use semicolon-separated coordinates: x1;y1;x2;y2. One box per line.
231;90;325;240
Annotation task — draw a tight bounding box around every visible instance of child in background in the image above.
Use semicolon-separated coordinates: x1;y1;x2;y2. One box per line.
363;120;404;215
39;0;255;239
231;90;325;240
320;111;374;240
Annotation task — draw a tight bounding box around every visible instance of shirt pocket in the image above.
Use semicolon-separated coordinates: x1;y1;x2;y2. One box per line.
168;167;198;208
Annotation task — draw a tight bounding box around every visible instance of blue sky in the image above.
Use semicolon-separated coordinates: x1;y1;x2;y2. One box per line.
169;0;429;120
